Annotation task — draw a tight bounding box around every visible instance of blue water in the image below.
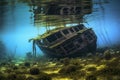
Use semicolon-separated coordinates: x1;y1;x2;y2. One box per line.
0;1;120;57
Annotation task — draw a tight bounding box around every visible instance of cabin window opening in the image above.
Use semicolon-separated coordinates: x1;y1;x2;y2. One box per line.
47;4;58;15
87;35;93;40
84;33;93;41
74;27;79;32
63;8;69;15
55;32;63;38
75;7;81;14
69;28;74;33
77;25;84;30
62;29;69;35
90;31;96;38
46;34;57;43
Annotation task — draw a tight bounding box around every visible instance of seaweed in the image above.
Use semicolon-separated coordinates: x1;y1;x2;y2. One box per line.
86;66;97;72
0;74;6;80
59;58;70;66
26;76;35;80
103;49;112;60
95;58;120;76
24;62;31;67
7;73;26;80
37;73;52;80
29;67;40;75
86;74;97;80
59;64;79;74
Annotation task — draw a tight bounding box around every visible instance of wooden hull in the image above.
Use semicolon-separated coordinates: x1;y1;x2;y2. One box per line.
38;40;96;58
35;25;97;58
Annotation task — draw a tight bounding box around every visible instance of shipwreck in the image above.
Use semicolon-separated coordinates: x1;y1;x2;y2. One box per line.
28;0;97;58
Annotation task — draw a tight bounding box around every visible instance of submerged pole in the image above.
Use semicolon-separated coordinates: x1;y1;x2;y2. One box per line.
29;38;36;58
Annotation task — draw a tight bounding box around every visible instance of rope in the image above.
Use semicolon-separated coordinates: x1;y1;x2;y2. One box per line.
32;40;36;58
29;38;36;58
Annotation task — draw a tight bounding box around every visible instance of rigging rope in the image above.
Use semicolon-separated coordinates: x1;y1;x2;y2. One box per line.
29;38;36;58
32;40;36;58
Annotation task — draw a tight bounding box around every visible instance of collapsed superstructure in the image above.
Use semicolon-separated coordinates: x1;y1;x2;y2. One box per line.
29;0;97;57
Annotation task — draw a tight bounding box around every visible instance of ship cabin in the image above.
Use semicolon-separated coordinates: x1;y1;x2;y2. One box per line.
36;24;97;56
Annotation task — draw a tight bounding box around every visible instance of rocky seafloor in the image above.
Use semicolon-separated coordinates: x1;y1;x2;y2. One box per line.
0;49;120;80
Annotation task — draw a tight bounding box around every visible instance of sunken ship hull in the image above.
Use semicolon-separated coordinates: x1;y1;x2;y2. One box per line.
27;0;97;57
35;24;97;58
